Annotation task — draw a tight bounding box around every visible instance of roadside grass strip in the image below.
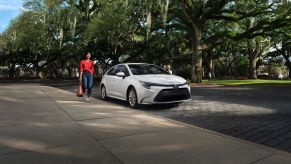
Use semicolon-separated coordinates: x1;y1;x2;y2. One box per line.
202;79;291;86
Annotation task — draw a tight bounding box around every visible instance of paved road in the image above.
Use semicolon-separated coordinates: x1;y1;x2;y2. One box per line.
47;82;291;153
137;86;291;153
3;82;291;164
10;81;290;153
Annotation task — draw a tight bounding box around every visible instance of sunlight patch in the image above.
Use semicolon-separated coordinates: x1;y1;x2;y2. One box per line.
0;136;47;150
56;100;84;104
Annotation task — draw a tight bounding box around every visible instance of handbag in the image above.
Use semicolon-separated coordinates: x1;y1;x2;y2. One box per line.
76;81;83;97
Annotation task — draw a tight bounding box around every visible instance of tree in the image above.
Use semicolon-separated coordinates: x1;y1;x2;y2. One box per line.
174;0;236;82
272;32;291;78
1;0;290;80
227;0;291;79
170;0;291;81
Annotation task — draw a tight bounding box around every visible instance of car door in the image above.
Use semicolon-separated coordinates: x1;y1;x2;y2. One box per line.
104;65;118;96
110;65;130;99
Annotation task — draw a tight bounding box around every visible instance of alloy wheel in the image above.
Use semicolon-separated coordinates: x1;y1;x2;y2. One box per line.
128;88;138;108
101;86;107;100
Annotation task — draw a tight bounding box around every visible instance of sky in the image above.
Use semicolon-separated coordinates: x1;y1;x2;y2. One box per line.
0;0;24;33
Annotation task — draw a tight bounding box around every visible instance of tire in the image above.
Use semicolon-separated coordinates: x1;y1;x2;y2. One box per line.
101;85;108;100
128;87;138;109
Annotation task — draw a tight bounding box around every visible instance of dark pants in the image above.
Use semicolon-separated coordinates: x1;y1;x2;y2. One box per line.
82;72;93;96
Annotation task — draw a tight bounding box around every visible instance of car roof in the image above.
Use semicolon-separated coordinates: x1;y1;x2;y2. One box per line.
121;63;151;66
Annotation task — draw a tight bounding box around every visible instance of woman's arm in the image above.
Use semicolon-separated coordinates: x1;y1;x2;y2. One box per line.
79;72;83;80
91;61;94;74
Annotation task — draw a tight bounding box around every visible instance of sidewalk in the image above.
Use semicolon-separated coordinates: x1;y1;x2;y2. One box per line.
0;83;291;164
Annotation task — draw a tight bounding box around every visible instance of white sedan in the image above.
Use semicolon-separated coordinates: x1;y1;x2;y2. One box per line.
100;63;191;108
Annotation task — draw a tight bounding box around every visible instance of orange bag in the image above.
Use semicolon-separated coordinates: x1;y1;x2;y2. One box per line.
76;82;83;97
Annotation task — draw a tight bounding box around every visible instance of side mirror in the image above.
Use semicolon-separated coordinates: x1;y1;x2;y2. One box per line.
116;72;126;77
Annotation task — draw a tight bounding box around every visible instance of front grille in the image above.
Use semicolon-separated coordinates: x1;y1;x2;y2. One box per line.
154;88;190;102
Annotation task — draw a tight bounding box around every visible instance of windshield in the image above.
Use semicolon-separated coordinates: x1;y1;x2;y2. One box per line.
128;64;170;75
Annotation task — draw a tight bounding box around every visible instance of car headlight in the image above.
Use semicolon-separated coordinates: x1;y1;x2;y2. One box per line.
182;82;189;87
139;81;151;89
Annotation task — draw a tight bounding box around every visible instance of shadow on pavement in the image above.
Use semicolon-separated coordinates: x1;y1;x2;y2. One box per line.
1;80;290;153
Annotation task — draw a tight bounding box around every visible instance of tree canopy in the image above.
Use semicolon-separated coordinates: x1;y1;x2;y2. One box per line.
0;0;290;80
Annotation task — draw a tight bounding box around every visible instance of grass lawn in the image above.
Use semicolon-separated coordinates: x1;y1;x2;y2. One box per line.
202;79;291;86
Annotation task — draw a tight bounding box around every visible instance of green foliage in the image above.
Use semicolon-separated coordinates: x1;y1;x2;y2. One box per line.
234;56;249;76
204;79;291;86
0;0;290;80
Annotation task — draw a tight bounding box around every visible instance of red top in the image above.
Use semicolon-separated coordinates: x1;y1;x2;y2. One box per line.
80;60;94;75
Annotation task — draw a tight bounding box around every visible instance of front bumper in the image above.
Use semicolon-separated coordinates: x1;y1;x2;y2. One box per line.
138;85;191;104
154;88;191;102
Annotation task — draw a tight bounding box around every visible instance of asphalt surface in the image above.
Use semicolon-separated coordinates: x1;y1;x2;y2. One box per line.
136;85;291;153
3;82;291;164
15;81;291;153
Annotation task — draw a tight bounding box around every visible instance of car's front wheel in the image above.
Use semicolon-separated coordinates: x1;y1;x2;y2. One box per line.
101;85;108;100
128;87;138;108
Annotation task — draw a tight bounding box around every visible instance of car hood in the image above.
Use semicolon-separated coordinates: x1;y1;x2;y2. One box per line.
134;74;187;85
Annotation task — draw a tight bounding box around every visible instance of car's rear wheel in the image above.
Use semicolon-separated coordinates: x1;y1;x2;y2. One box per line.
128;87;138;108
101;85;108;100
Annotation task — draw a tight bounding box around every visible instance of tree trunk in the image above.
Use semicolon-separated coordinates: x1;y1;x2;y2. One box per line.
247;39;262;80
281;54;291;78
8;63;16;79
191;25;202;83
146;11;152;42
248;56;259;79
206;58;214;80
67;66;72;78
35;66;45;79
285;61;291;78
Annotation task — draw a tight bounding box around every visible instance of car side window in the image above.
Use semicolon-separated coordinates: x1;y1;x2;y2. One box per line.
120;66;130;76
107;65;130;76
114;65;129;76
114;65;123;75
107;66;118;76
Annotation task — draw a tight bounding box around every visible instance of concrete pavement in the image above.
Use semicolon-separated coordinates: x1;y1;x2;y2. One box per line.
139;85;291;153
0;83;291;164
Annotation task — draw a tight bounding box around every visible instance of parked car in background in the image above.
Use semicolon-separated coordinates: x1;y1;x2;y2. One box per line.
100;63;191;108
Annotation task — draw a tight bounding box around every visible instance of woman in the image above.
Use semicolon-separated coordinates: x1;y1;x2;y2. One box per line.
79;52;94;101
